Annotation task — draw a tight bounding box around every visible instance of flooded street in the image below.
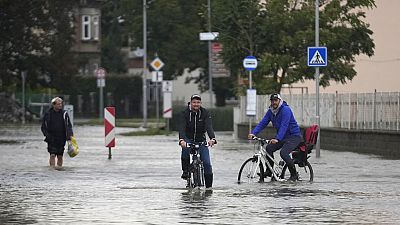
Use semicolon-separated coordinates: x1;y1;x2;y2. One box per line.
1;124;399;224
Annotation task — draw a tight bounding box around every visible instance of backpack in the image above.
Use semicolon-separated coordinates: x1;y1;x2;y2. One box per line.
299;124;319;154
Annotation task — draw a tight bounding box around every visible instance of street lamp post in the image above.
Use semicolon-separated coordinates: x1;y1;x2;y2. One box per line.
142;0;148;127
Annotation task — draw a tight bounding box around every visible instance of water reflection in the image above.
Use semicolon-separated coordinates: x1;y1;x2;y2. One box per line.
180;189;213;203
179;189;217;224
1;124;400;224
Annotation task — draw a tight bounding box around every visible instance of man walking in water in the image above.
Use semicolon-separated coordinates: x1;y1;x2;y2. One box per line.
41;97;73;168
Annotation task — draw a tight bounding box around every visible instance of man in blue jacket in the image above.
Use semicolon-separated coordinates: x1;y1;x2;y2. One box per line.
248;93;302;181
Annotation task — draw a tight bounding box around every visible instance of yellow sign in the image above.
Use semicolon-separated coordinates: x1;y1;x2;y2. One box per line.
150;57;165;71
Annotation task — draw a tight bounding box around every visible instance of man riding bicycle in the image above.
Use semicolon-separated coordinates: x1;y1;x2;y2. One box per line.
248;93;302;181
179;94;217;188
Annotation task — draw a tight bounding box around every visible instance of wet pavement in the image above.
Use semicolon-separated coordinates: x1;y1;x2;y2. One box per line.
0;124;399;224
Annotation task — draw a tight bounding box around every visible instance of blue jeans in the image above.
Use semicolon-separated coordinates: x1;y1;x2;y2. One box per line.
181;141;213;175
266;135;302;164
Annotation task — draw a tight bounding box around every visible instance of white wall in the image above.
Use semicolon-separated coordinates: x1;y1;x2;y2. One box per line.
171;68;215;108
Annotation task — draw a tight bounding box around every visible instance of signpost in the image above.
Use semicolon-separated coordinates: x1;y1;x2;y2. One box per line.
199;31;219;107
21;71;27;124
150;57;164;127
96;67;106;119
243;56;258;133
246;89;256;116
308;1;328;158
162;81;173;131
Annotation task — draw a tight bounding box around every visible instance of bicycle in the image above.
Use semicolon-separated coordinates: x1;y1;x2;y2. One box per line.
237;136;314;183
185;142;207;189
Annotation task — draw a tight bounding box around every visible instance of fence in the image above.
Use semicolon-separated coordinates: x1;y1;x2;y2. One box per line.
237;91;400;131
16;92;142;118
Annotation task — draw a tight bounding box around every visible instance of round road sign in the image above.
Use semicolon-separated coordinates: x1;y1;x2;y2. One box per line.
95;68;106;79
243;56;258;71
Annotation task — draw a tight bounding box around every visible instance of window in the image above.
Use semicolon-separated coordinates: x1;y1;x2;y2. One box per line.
92;16;99;40
82;15;91;40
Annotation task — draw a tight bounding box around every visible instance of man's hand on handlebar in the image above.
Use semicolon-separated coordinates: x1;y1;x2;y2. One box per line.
270;138;279;144
179;139;186;148
208;139;216;147
248;134;256;140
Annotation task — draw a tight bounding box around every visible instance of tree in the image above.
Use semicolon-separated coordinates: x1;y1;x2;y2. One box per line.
127;0;207;80
99;0;235;106
100;0;134;73
213;0;266;95
0;0;76;92
213;0;376;95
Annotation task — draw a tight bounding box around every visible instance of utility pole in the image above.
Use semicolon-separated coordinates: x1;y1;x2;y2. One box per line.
207;0;213;107
142;0;148;127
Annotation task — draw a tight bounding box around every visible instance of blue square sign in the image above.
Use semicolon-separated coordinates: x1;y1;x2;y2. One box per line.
307;47;327;67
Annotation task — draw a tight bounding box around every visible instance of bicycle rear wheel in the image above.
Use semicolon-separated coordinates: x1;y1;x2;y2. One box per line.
238;157;264;183
281;161;314;182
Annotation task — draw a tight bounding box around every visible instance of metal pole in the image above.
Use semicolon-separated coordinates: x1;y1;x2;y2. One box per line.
108;147;112;160
315;0;321;158
397;92;399;131
166;118;170;132
249;70;253;133
155;72;159;128
142;0;148;127
21;71;26;124
207;0;213;107
301;88;304;124
99;84;104;119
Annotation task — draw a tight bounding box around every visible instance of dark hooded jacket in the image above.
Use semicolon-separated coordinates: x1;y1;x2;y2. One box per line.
179;104;215;143
41;108;73;143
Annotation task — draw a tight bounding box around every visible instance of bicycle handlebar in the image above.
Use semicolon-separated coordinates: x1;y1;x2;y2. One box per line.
250;136;271;144
185;141;209;148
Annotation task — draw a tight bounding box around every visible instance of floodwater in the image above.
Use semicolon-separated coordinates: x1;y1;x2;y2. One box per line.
0;124;399;224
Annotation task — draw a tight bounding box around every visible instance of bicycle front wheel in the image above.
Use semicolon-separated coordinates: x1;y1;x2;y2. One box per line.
193;164;205;188
238;157;264;184
281;161;314;182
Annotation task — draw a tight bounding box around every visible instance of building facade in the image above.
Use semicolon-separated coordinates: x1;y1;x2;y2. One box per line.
71;0;102;76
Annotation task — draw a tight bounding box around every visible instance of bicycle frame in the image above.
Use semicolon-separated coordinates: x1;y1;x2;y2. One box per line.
186;142;207;189
238;136;314;183
252;138;286;182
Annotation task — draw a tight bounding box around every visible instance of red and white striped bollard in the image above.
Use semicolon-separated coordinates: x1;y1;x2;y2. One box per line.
105;107;115;159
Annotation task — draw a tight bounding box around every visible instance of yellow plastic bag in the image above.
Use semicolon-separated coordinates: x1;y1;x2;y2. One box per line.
67;136;79;157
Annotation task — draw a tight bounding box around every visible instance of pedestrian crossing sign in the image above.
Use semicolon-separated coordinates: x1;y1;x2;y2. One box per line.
307;47;327;67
